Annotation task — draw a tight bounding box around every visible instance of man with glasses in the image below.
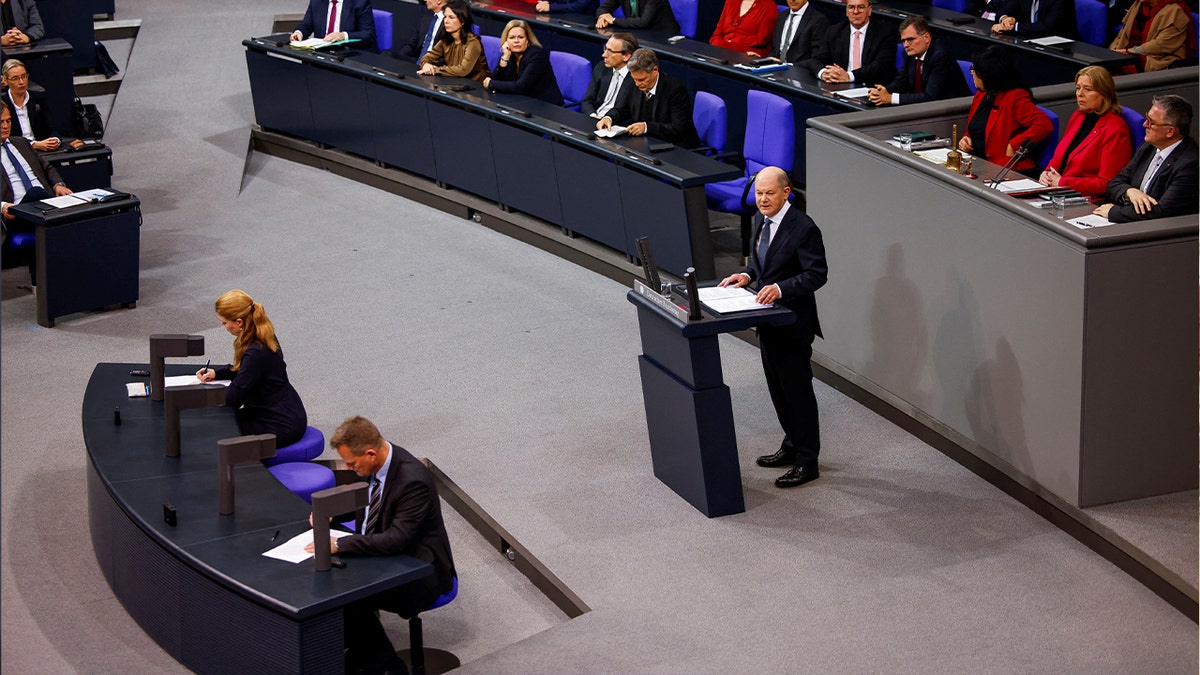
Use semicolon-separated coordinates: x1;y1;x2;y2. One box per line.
581;33;639;118
814;0;895;86
868;15;968;106
1095;94;1198;222
596;48;700;148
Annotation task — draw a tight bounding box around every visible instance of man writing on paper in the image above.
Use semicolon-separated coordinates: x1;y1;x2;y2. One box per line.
596;48;700;148
1094;94;1198;223
581;33;639;118
868;15;968;106
290;0;377;48
719;167;828;489
306;416;455;675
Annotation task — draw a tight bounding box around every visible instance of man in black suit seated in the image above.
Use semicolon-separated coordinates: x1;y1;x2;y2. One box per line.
770;0;829;73
581;32;639;118
595;0;680;35
394;0;447;62
868;15;969;106
0;100;69;223
290;0;377;49
1095;94;1198;223
0;0;43;46
596;48;701;148
306;416;456;675
984;0;1078;39
719;166;828;489
814;0;896;86
2;59;59;151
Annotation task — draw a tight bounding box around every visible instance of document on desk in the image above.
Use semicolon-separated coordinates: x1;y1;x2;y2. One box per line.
264;529;353;563
290;37;328;48
40;194;88;209
698;286;772;313
836;87;872;100
163;375;231;387
992;178;1044;193
1027;35;1072;46
1067;214;1113;229
914;148;972;164
594;125;628;138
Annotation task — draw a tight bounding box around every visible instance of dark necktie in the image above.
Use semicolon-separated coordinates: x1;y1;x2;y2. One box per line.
422;14;440;56
914;58;923;94
781;13;799;55
4;142;35;192
756;217;772;265
326;0;339;37
363;475;382;534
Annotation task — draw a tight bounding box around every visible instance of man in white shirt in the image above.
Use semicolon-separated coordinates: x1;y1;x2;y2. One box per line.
581;33;638;118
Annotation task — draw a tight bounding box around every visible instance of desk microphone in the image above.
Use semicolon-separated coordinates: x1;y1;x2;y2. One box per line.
987;138;1032;188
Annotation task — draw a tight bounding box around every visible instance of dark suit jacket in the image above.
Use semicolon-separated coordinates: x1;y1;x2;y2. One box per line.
394;9;439;62
597;0;680;34
605;71;701;148
986;0;1078;38
295;0;376;46
1104;136;1199;222
581;62;636;115
213;342;308;448
6;89;53;140
487;45;564;105
549;0;599;13
885;41;970;105
818;20;896;86
3;0;43;41
771;7;829;73
741;204;827;341
0;136;64;204
337;443;457;615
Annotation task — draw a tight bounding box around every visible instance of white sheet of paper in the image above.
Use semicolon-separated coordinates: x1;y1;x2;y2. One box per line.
594;126;628;138
263;529;353;563
290;37;328;48
993;178;1045;193
1027;35;1072;46
698;286;771;313
913;148;971;164
163;375;231;387
73;188;114;201
40;194;88;208
837;87;872;99
1068;214;1113;229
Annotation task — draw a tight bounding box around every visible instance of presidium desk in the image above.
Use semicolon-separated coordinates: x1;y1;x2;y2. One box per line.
85;363;432;674
243;37;741;279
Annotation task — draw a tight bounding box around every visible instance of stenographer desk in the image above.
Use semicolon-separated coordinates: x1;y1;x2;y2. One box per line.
85;363;433;674
805;103;1197;508
244;37;740;277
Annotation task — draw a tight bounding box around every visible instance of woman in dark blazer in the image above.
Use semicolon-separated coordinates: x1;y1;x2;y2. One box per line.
483;20;564;105
197;289;308;447
1039;65;1133;199
957;46;1053;175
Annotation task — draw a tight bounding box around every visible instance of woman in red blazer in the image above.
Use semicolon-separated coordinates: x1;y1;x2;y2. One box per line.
1039;66;1133;199
958;46;1053;175
708;0;779;57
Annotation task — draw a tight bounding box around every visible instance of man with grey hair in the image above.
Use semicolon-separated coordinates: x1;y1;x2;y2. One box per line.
1095;94;1197;222
595;48;700;148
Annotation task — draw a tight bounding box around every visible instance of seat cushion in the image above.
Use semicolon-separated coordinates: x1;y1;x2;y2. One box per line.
264;425;325;466
268;462;336;503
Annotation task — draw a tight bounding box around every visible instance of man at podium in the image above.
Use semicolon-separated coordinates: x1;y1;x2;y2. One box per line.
719;166;827;489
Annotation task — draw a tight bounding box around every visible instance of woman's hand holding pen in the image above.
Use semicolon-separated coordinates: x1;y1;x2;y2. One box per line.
196;360;214;382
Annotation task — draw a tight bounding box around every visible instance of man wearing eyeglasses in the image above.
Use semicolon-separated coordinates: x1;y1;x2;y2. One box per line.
814;0;895;86
581;33;639;118
868;15;968;106
1095;94;1198;223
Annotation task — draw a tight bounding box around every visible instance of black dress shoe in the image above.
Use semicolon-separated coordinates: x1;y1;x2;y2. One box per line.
775;464;819;488
756;448;797;467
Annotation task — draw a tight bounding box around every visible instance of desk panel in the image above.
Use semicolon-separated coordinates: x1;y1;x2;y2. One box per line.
430;102;501;201
308;62;377;158
367;79;437;177
490;120;563;224
246;47;315;139
552;144;626;251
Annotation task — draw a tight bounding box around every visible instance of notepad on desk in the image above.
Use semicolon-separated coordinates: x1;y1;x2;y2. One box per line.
698;286;772;314
594;126;628;139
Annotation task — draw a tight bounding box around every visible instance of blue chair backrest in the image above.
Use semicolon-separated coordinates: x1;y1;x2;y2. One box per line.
958;60;977;94
669;0;698;37
550;50;591;110
1035;105;1059;169
895;42;904;70
692;91;727;154
1076;0;1107;46
1119;106;1146;152
932;0;972;11
481;35;501;71
372;10;393;52
744;90;794;174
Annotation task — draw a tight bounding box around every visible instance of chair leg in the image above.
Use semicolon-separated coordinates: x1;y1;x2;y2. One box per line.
409;615;426;675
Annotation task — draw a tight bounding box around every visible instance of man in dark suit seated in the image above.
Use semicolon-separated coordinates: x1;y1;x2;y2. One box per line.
596;48;701;148
0;0;43;46
581;32;639;118
770;0;829;73
290;0;377;49
394;0;446;62
718;166;828;489
2;59;60;151
1095;94;1198;223
984;0;1078;39
595;0;680;35
868;15;969;106
306;416;456;675
0;100;70;222
814;0;896;86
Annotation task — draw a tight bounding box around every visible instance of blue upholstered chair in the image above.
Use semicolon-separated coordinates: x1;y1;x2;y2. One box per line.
692;91;728;157
550;50;591;110
933;0;973;11
1;231;35;274
705;90;794;261
1119;106;1146;152
958;60;977;94
668;0;698;37
373;9;394;52
397;576;460;675
895;42;904;70
268;462;336;503
1035;105;1059;170
480;35;501;71
1075;0;1107;46
263;425;324;467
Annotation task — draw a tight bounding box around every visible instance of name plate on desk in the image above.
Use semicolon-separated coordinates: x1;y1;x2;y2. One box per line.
634;279;689;322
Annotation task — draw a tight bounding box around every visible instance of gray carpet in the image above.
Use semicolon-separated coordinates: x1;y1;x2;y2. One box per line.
1;1;1196;672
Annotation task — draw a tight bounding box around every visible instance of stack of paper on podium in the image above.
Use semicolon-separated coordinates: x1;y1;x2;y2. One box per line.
698;286;772;313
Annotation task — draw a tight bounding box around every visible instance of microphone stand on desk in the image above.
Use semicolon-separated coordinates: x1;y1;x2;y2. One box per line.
986;139;1033;188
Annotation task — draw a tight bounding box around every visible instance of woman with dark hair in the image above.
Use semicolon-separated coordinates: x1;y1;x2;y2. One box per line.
197;290;308;447
417;0;490;82
957;46;1053;175
483;20;564;105
1039;65;1133;199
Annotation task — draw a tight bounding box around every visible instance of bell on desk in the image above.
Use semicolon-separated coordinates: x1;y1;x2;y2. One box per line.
945;124;962;172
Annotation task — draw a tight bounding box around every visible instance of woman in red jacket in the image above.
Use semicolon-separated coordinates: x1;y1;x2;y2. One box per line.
1038;66;1133;199
957;46;1053;176
708;0;779;57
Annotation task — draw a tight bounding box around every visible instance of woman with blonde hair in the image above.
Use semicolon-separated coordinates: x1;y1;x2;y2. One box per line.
197;290;308;446
1038;66;1132;199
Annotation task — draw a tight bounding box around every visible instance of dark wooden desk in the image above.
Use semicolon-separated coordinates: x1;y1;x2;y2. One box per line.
85;362;434;674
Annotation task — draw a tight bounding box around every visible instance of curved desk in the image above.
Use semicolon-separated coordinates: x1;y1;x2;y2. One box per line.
85;363;432;674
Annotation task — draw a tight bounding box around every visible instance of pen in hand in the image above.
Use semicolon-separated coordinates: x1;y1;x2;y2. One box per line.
271;530;280;542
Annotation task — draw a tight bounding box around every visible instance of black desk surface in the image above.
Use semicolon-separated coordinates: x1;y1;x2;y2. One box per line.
84;362;433;620
0;36;73;58
11;194;139;226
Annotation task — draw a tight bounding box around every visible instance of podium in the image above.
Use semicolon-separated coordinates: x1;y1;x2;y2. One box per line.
12;193;140;327
627;287;795;517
